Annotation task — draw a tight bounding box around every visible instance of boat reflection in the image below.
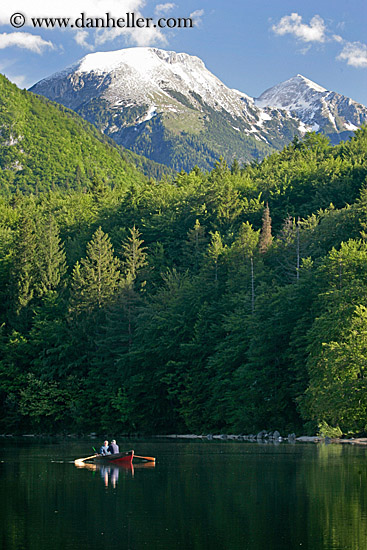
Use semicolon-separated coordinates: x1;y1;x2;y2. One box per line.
75;460;155;486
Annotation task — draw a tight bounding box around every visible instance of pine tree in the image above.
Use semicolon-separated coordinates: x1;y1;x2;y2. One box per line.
90;174;107;202
276;216;303;283
120;226;148;345
208;231;224;282
70;227;120;317
211;157;229;179
121;226;148;286
183;219;207;273
10;214;38;320
231;158;240;175
227;222;259;314
231;222;259;265
36;214;66;295
259;203;272;254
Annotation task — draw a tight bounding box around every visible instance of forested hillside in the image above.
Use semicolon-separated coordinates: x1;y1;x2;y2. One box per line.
0;75;171;194
1;81;367;436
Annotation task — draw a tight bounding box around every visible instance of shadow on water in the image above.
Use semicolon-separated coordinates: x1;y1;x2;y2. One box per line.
75;460;156;486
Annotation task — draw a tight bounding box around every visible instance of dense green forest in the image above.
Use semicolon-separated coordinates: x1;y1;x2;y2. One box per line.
2;73;367;436
0;74;172;193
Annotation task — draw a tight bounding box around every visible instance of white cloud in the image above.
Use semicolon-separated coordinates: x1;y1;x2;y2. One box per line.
95;24;167;48
74;30;94;51
0;59;29;87
337;41;367;68
154;3;176;16
7;73;28;88
0;32;54;53
272;12;367;70
190;9;204;28
272;13;326;43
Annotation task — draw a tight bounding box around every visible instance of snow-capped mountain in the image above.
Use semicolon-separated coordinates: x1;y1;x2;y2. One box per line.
29;47;302;170
46;47;256;120
256;74;367;135
30;48;367;171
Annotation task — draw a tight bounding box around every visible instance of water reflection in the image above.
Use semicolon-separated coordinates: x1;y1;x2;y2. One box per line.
75;459;156;486
1;439;367;550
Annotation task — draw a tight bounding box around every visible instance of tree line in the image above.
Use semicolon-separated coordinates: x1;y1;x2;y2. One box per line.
1;128;367;435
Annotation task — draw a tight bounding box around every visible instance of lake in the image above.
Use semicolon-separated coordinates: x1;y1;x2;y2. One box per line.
1;438;367;550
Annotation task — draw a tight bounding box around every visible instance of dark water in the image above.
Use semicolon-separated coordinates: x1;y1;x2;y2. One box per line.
1;438;367;550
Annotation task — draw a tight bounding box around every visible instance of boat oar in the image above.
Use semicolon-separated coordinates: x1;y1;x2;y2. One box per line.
133;455;156;462
74;454;99;465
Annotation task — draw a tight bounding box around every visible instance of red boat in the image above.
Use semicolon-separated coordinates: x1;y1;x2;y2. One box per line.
74;450;155;467
93;450;134;465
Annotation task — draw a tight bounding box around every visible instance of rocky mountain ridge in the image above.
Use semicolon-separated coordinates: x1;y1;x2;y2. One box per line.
30;47;367;170
256;74;366;137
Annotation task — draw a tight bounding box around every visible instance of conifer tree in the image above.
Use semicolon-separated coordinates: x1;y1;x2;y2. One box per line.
70;227;120;317
211;156;229;179
231;222;259;265
259;203;272;254
231;158;240;175
208;231;224;282
276;216;303;283
90;174;107;201
183;219;207;273
10;214;38;319
36;214;66;295
121;225;147;286
120;226;148;345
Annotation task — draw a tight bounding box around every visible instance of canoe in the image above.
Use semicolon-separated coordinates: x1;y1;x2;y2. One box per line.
93;450;134;465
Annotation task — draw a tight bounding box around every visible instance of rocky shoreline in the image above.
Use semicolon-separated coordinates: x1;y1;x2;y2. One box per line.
155;432;367;445
2;431;367;445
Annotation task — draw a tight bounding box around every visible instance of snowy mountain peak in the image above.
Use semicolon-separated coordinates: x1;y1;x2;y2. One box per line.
293;74;327;93
256;74;327;110
75;47;206;75
255;72;367;134
31;46;265;124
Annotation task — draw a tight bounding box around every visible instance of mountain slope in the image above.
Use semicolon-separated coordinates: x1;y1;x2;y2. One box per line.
30;48;367;171
30;47;302;171
256;74;367;142
0;74;173;194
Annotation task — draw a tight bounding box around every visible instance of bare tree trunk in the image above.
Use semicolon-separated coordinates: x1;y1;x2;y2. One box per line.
251;256;255;314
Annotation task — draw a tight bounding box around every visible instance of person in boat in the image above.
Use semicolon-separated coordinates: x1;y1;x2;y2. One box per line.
99;440;110;455
108;439;119;454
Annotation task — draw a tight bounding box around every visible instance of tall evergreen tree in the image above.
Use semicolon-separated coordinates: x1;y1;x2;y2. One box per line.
207;231;224;282
275;216;304;283
183;219;207;273
36;214;66;295
259;203;272;254
10;214;38;322
120;225;148;346
69;226;120;317
121;225;147;287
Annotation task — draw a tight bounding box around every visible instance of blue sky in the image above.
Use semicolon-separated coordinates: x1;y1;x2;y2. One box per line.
0;0;366;104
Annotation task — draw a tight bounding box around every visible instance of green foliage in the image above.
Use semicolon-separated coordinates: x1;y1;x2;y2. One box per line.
0;74;151;194
19;373;73;426
36;214;67;294
121;225;148;285
2;83;367;435
69;227;120;315
317;421;343;439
